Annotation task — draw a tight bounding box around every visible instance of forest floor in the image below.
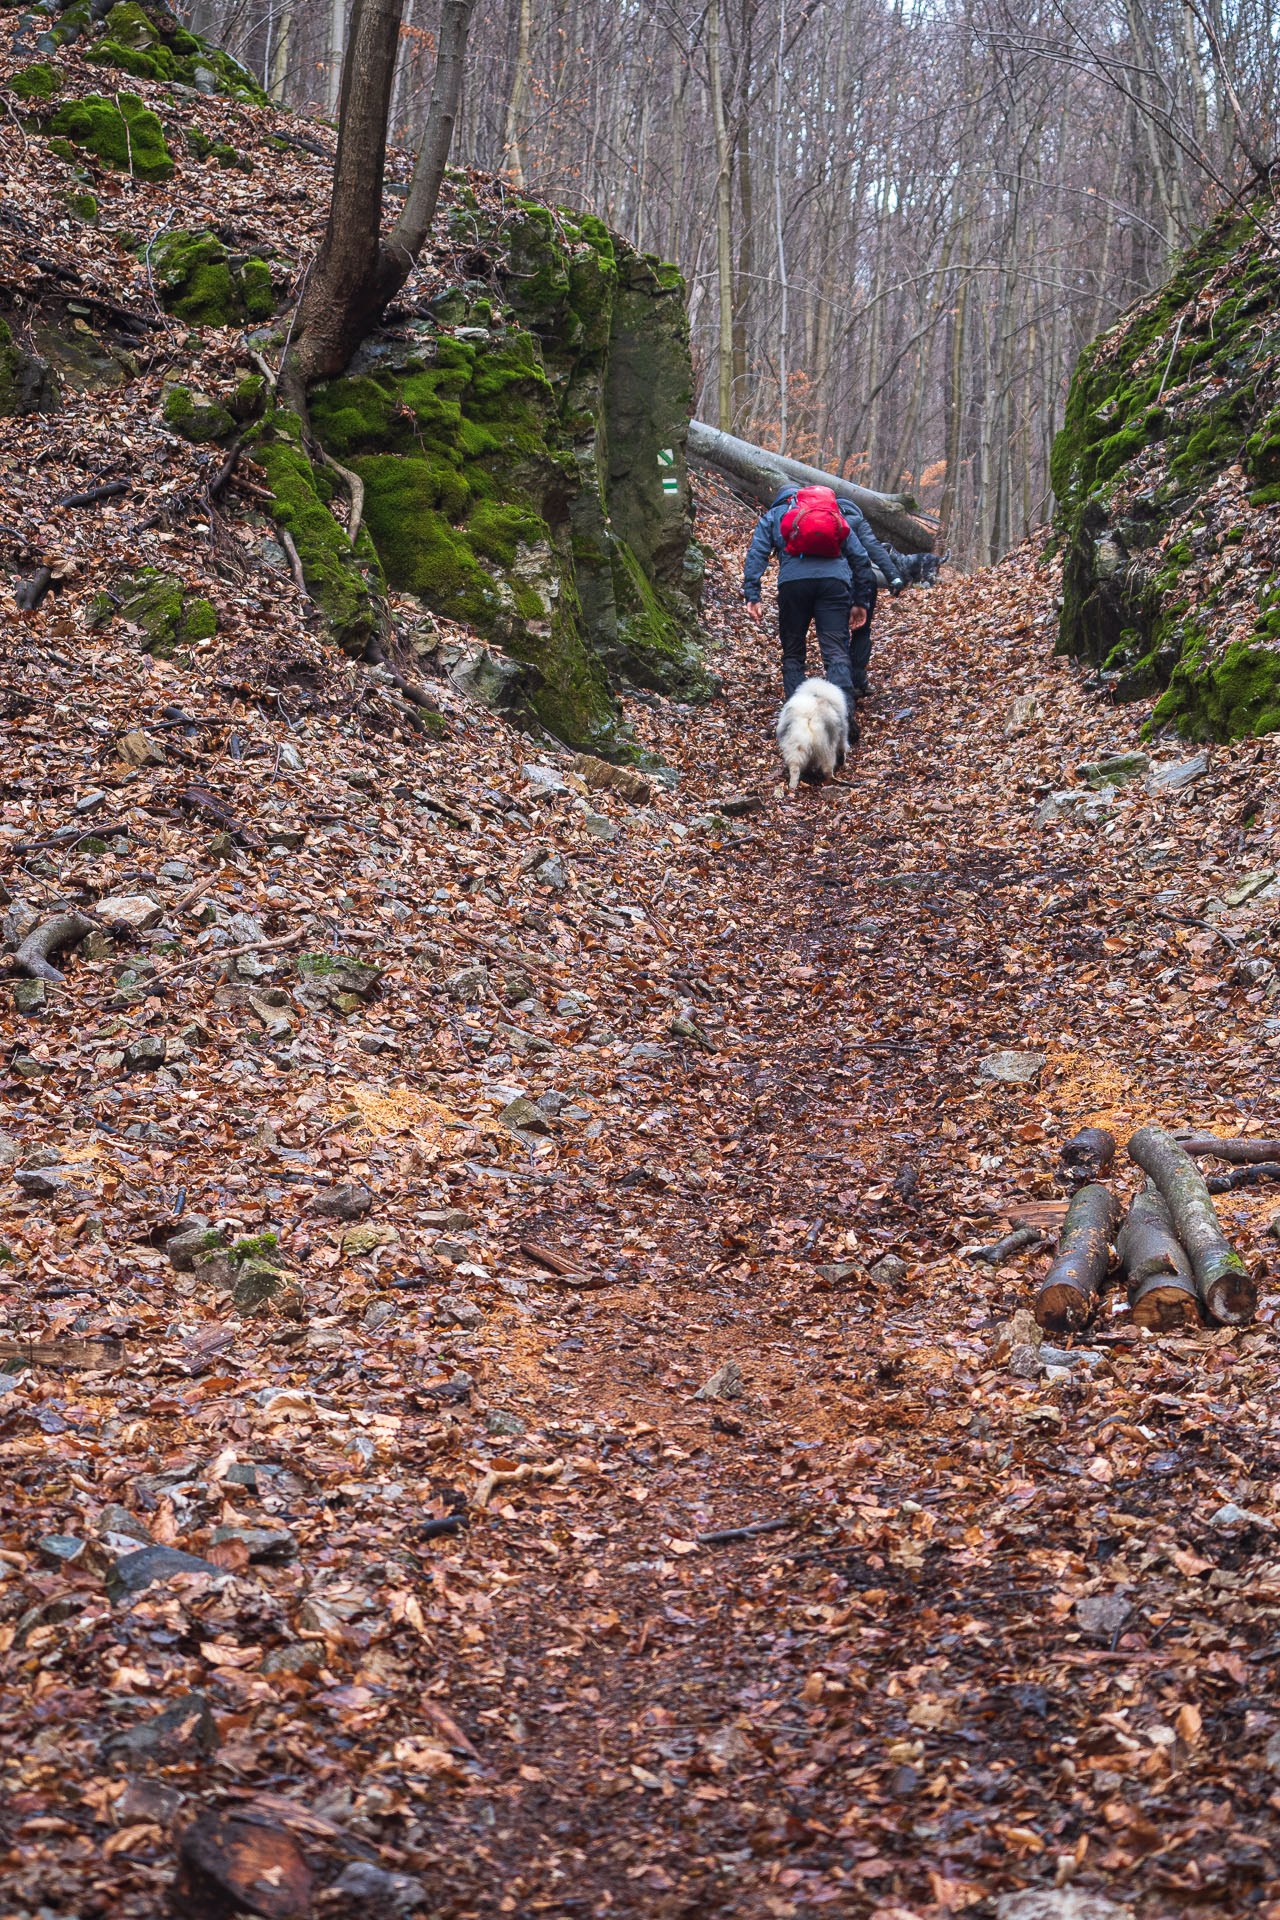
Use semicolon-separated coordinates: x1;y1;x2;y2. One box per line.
2;476;1280;1920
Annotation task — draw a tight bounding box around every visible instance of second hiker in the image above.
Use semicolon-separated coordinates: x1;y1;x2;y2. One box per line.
742;484;878;715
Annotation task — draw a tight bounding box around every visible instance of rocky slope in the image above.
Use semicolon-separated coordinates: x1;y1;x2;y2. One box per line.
1053;195;1280;740
0;5;708;753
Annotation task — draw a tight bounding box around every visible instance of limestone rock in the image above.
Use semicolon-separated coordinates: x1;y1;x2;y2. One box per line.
342;1223;400;1255
978;1049;1045;1085
116;729;165;768
307;1181;374;1220
95;892;163;931
695;1359;745;1402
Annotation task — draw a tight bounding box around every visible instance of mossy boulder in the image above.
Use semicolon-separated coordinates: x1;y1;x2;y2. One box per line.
10;62;57;98
94;570;218;657
300;204;707;747
163;384;234;444
1053;195;1280;739
48;91;172;178
84;2;268;100
151;231;275;328
0;318;59;416
246;411;386;659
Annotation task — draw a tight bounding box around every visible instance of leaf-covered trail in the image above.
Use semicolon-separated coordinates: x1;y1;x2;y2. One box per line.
3;487;1279;1920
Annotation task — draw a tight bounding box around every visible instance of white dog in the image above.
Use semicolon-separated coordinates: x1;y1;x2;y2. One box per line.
775;677;851;792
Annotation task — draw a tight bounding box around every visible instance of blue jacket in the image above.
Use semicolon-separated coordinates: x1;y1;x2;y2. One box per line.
742;486;878;606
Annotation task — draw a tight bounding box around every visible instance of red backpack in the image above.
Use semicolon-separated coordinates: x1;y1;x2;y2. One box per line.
780;486;849;558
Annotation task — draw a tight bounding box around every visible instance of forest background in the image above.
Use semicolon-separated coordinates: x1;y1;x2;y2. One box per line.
174;0;1280;567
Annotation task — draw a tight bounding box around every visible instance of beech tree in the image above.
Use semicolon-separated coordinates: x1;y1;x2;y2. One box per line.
282;0;477;403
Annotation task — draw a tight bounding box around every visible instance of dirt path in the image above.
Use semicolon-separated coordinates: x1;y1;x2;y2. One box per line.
2;490;1278;1920
407;518;1280;1918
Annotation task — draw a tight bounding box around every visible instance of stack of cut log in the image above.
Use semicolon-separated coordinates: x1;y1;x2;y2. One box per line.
1034;1123;1259;1333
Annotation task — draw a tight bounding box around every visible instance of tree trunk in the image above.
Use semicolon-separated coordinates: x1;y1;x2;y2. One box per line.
1127;1124;1256;1325
1173;1133;1280;1164
269;1;292;102
328;0;347;117
502;0;532;188
1117;1185;1203;1330
707;0;734;432
687;421;935;551
289;0;475;394
1034;1184;1121;1333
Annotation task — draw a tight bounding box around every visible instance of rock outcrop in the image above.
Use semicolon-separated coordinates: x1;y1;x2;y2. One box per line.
1053;197;1280;740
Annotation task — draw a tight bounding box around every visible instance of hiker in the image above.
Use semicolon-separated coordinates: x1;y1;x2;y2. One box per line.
833;497;906;701
742;484;878;706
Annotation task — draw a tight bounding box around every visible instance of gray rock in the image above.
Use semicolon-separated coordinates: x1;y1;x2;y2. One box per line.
695;1359;745;1402
868;1254;909;1286
1075;1592;1131;1638
107;1544;222;1599
444;1209;474;1230
209;1524;297;1563
536;1089;569;1115
581;811;617;841
14;1165;67;1198
1210;1500;1269;1528
158;859;192;882
332;1863;427;1912
557;991;592;1016
192;63;218;92
95;893;163;931
1008;1342;1042;1379
1265;1730;1280;1772
1077;751;1149;789
12;978;46;1017
124;1035;166;1072
226;911;266;944
192;1249;234;1292
38;1534;85;1565
523;762;568;796
446;964;488;1002
232;1258;288;1313
978;1049;1045;1085
815;1261;859;1282
95;1504;152;1545
107;1692;218;1758
75;789;108;815
485;1408;527;1437
433;1238;470;1262
499;1096;551;1135
436;1294;483;1329
1146;752;1209;794
995;1892;1132;1920
536;854;567;890
718;792;765;817
166;1222;219;1270
625;1042;670;1065
306;1181;374;1220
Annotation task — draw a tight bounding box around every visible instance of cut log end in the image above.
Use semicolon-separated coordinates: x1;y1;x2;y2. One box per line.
1202;1251;1258;1327
1033;1279;1094;1333
1129;1278;1204;1331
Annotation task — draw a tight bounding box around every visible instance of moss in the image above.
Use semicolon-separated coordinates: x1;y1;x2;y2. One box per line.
107;569;217;657
62;190;97;223
1151;636;1280;739
48;92;172;178
163;383;234;444
45;137;78;163
10;62;56;99
466;499;545;567
607;538;716;699
248;410;385;658
151;231;272;327
231;1230;280;1267
230;373;266;421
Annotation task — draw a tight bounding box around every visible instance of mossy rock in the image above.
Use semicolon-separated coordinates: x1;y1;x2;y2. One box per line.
10;62;57;99
186;127;252;171
62;190;98;224
84;3;269;100
151;230;275;328
0;317;59;416
163;383;234;444
107;569;218;657
1152;637;1280;739
247;411;386;658
48;91;172;178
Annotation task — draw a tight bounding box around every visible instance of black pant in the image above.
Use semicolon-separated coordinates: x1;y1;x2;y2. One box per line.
777;578;855;699
848;584;877;695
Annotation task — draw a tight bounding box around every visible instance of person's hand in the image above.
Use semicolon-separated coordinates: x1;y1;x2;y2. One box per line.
745;602;764;625
849;604;868;629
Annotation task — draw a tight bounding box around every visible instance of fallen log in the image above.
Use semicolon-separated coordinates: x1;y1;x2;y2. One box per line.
968;1225;1047;1265
1034;1183;1122;1332
1174;1132;1280;1164
687;420;936;553
14;912;93;982
1059;1126;1116;1185
1128;1124;1256;1325
1116;1185;1203;1330
1206;1162;1280;1193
